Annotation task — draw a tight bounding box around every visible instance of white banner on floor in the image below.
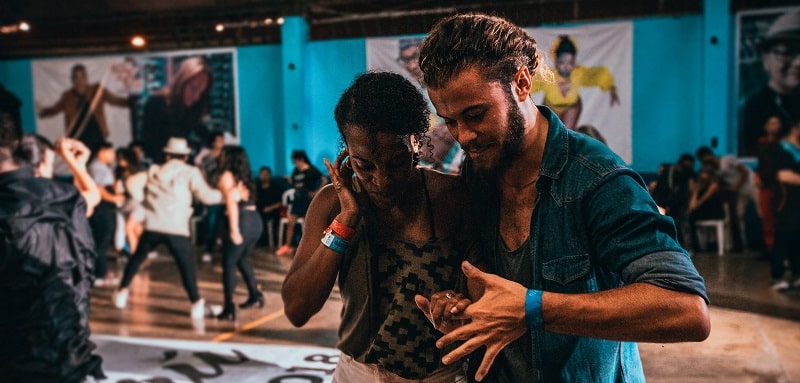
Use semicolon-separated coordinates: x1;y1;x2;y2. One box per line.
93;335;336;382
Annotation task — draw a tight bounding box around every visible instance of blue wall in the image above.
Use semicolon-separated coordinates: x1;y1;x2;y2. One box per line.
0;13;736;175
237;44;282;174
303;38;366;174
632;15;707;171
0;59;35;134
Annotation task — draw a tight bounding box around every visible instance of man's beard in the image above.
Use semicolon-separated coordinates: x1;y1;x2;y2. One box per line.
470;94;526;181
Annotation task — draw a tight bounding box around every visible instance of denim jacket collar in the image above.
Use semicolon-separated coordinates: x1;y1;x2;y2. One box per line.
538;105;569;181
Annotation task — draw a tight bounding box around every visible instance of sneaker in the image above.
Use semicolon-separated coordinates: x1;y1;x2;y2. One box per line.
190;298;206;319
276;245;294;257
207;304;223;317
771;280;790;291
201;253;212;263
113;288;129;309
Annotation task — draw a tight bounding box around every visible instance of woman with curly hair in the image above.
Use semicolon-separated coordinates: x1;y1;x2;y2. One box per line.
216;145;263;320
282;71;485;382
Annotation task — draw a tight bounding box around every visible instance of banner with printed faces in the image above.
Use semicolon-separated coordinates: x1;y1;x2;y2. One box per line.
736;7;800;158
32;48;238;167
366;37;463;173
366;21;633;165
526;21;632;163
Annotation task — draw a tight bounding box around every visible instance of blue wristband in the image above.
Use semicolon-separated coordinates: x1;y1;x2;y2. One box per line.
525;289;543;329
321;231;349;254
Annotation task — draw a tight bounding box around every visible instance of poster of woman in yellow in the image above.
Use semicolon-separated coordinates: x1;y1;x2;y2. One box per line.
533;35;620;132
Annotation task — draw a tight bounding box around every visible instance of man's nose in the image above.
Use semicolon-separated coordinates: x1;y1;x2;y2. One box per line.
452;124;478;147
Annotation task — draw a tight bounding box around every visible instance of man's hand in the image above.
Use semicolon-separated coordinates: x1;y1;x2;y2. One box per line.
434;261;528;382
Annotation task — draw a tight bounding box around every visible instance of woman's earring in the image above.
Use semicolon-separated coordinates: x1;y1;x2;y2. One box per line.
412;152;420;166
352;174;362;193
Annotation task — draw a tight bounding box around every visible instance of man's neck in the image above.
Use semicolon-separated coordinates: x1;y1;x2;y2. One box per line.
500;107;548;189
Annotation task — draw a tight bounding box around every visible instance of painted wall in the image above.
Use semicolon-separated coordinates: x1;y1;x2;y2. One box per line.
237;44;283;174
0;59;35;134
0;13;734;176
632;15;707;172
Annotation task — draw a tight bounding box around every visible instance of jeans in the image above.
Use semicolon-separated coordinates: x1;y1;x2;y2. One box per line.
771;228;800;281
90;201;117;278
203;204;225;252
120;231;200;302
221;209;263;307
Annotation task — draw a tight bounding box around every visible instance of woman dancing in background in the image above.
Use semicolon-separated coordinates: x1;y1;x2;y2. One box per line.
216;145;264;320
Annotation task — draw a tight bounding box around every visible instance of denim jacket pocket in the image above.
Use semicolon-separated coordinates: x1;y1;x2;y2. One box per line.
542;254;592;287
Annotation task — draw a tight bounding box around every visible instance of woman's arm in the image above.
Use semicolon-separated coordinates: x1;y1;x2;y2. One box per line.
282;151;363;327
55;138;100;216
281;185;349;326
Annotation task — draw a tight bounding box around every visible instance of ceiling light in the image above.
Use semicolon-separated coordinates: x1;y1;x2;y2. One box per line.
263;18;273;25
277;17;284;25
18;22;30;32
131;35;146;48
215;23;224;32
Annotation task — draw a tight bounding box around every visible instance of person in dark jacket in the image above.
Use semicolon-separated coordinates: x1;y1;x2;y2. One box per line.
0;111;104;383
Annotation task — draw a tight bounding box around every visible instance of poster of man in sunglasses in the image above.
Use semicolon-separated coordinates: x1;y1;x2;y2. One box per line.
738;7;800;157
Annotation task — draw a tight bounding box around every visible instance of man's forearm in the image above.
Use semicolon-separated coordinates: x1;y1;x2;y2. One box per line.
543;283;710;343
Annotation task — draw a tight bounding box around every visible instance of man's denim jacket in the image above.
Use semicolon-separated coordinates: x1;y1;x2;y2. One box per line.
463;106;708;382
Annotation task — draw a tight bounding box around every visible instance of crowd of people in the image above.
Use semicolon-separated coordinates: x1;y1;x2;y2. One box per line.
7;9;800;383
649;122;800;291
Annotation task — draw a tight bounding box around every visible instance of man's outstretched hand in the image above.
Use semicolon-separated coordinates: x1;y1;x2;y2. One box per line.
426;261;529;381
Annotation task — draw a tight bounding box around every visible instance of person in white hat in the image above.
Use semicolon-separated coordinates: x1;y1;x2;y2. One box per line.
113;137;223;319
741;9;800;156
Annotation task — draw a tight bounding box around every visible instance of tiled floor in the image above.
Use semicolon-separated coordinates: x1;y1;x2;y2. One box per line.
89;247;800;382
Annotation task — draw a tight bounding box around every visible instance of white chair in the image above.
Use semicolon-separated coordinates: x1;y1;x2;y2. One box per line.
695;219;726;256
278;188;305;246
695;205;731;256
263;217;277;248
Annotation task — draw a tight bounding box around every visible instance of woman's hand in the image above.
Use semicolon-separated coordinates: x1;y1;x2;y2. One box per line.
55;138;91;168
415;290;472;333
230;230;244;245
323;148;363;226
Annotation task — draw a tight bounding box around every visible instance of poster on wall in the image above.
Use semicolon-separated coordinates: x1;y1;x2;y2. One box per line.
32;48;238;165
366;36;462;173
366;21;633;165
526;22;633;163
737;7;799;158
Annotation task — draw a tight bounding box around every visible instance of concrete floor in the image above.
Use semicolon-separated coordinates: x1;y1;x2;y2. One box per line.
89;246;800;382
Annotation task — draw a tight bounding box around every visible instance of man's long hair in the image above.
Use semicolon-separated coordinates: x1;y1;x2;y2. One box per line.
419;13;550;90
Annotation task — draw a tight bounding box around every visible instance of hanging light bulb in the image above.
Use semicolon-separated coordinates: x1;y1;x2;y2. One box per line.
131;35;146;48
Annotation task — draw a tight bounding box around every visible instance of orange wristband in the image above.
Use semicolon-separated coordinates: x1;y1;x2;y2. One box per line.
329;219;355;241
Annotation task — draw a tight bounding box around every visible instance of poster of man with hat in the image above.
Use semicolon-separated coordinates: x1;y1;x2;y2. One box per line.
738;7;800;157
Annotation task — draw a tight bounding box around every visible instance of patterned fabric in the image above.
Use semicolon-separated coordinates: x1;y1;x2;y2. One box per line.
363;237;464;379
